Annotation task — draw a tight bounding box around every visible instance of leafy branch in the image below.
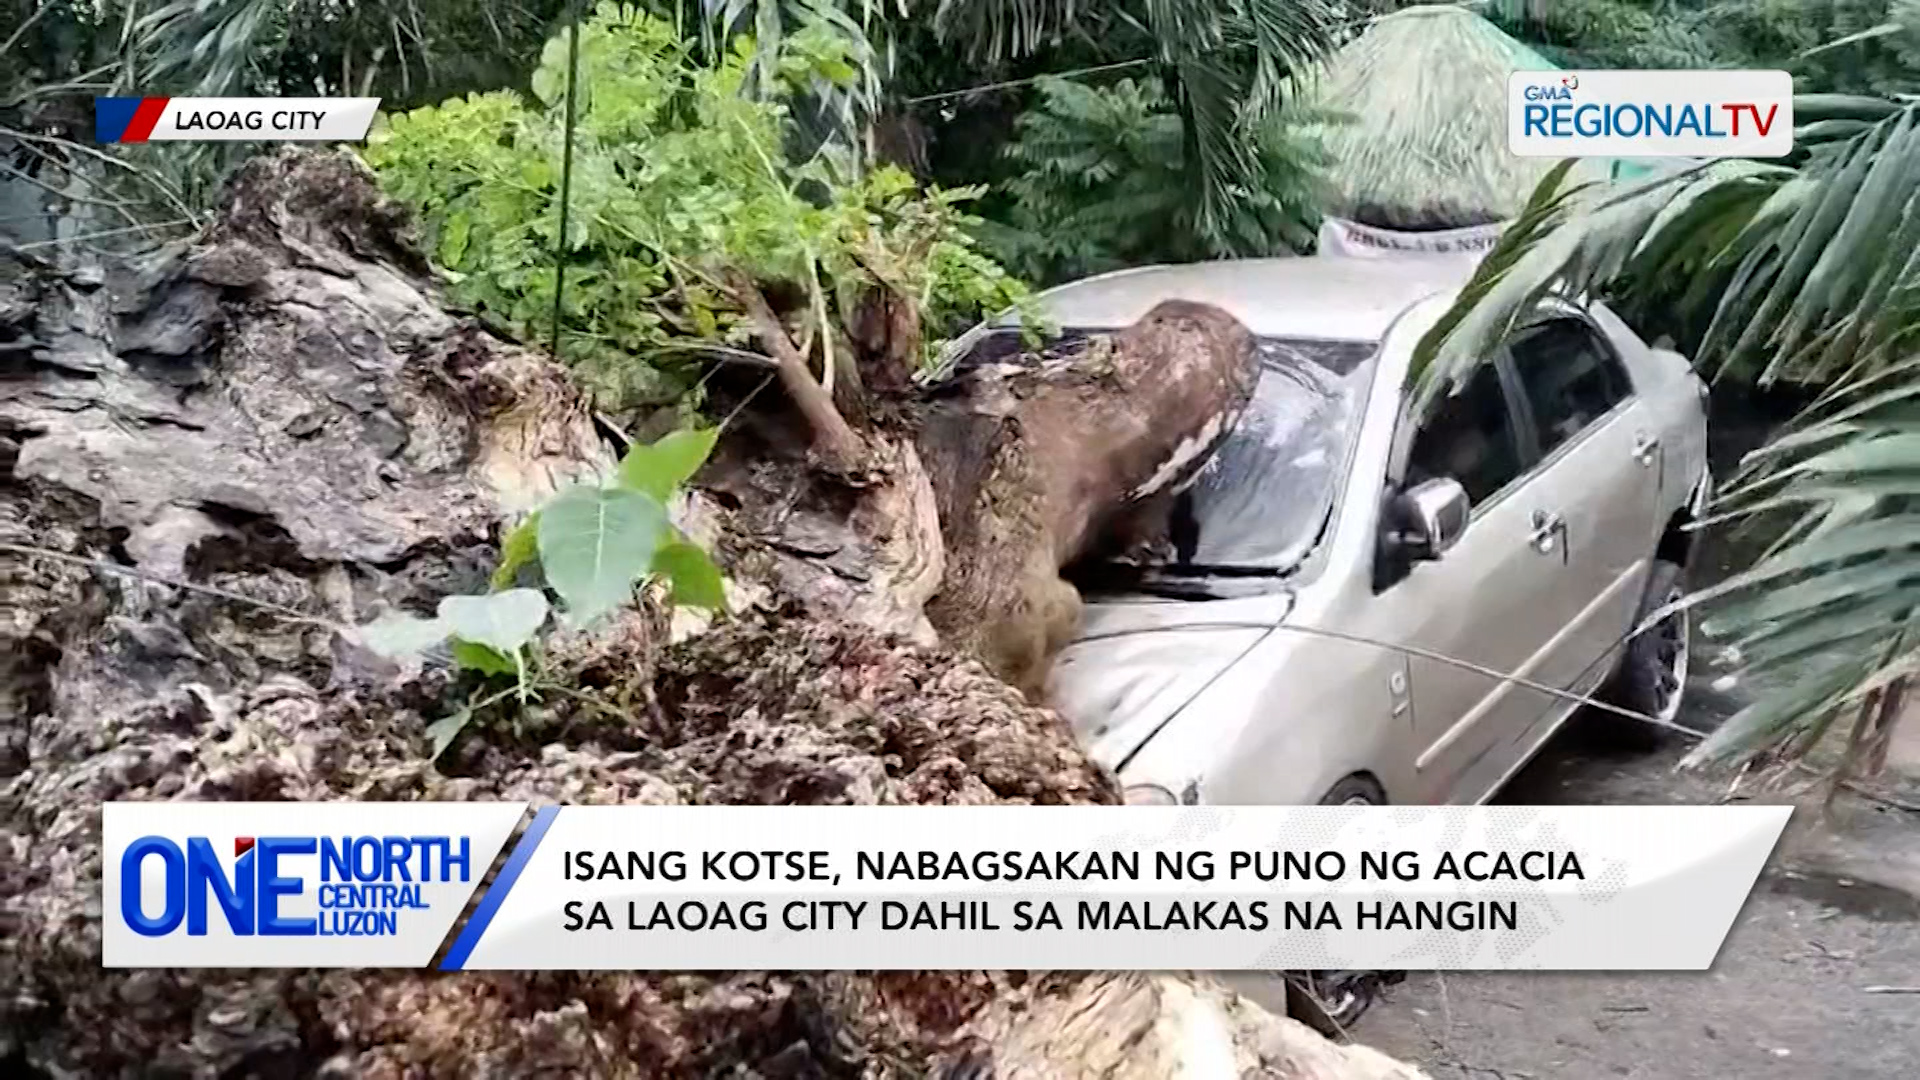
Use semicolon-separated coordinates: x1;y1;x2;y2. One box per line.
363;2;1029;441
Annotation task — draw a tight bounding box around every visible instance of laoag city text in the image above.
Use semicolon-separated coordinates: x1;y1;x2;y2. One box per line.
174;108;333;132
558;897;1525;934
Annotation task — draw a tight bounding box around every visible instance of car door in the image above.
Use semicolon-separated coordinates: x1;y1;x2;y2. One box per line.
1500;312;1665;723
1377;356;1570;803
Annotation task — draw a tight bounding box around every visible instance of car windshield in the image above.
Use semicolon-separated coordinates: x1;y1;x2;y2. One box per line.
947;327;1379;578
1154;336;1379;572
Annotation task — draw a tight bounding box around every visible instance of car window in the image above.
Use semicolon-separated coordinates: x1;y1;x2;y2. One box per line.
1075;336;1379;579
1405;360;1524;508
1507;317;1633;455
1167;338;1378;570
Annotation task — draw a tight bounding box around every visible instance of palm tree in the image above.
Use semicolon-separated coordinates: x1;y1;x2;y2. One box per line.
1410;88;1920;785
123;0;573;106
930;0;1342;258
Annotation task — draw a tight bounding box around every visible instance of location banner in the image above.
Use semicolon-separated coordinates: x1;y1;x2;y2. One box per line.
104;804;1790;971
94;98;380;143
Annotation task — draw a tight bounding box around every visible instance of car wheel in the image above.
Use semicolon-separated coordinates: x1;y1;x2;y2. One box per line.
1598;558;1690;750
1289;777;1401;1037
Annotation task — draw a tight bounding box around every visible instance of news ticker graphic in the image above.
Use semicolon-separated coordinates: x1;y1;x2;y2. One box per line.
103;803;523;967
103;802;1791;971
1509;69;1793;158
94;98;380;143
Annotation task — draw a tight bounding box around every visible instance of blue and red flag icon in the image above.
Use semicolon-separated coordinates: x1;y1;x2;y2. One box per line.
95;97;173;143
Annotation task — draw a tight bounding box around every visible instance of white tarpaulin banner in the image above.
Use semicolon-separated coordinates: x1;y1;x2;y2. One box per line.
1318;216;1508;258
104;803;1791;970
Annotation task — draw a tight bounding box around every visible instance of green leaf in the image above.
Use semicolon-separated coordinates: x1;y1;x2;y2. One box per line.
537;484;668;624
1702;559;1920;639
653;540;726;609
492;514;542;591
437;589;551;654
450;640;517;677
426;708;473;760
1792;94;1903;124
1679;514;1920;612
439;211;472;266
616;427;720;501
357;612;450;659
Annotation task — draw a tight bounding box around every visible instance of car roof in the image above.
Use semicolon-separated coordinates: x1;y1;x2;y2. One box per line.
1025;256;1477;342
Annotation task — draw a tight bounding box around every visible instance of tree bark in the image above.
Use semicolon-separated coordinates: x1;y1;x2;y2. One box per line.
914;303;1260;694
966;974;1429;1080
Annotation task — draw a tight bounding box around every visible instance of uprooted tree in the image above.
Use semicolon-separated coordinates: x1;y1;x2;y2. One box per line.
0;145;1430;1080
0;10;1431;1077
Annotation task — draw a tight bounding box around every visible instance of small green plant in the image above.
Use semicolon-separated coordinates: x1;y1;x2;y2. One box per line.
357;425;723;756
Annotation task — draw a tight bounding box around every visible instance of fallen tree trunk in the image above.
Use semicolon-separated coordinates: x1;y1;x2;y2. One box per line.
0;150;1425;1078
915;306;1258;695
697;304;1261;697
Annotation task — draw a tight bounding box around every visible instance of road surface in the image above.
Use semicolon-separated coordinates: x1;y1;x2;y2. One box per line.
1357;711;1920;1080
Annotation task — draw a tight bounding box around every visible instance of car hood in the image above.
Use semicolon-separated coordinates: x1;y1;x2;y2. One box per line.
1045;590;1294;770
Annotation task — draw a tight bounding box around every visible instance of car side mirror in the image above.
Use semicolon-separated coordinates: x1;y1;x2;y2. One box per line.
1394;477;1471;562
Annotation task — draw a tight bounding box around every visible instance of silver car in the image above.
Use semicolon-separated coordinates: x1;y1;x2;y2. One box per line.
966;257;1711;810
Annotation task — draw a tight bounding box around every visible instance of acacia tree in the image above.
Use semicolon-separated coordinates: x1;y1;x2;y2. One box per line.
364;5;1268;693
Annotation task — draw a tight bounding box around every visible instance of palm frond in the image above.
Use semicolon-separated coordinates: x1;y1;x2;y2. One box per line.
1683;359;1920;767
1407;158;1755;411
931;0;1092;64
703;0;892;157
1418;99;1920;399
1411;86;1920;774
129;0;289;96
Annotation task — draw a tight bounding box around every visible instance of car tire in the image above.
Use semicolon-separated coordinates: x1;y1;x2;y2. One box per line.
1288;777;1401;1037
1319;775;1386;807
1597;558;1690;751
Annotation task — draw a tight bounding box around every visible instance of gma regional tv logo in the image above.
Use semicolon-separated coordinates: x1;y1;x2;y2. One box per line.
103;803;525;967
1509;70;1793;158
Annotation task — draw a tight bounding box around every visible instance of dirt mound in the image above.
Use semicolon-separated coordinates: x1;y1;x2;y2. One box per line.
1;602;1106;1075
0;149;1109;1077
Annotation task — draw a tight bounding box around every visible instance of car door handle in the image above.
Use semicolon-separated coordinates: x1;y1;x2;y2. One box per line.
1529;510;1565;556
1632;432;1661;466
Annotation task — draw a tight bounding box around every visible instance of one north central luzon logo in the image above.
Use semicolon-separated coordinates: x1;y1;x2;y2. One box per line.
118;834;471;937
1520;80;1780;140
